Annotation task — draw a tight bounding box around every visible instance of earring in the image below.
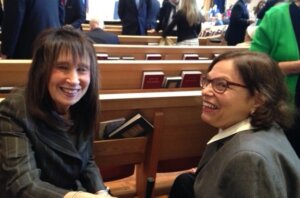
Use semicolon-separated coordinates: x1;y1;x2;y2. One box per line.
250;109;255;116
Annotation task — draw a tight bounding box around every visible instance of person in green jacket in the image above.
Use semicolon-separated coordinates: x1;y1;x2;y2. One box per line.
250;0;300;157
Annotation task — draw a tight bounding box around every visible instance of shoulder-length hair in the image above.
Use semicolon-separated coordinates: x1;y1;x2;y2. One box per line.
178;0;201;26
208;51;294;130
26;27;99;136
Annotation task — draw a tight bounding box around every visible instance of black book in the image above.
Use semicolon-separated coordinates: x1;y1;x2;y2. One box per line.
99;118;126;139
107;113;154;139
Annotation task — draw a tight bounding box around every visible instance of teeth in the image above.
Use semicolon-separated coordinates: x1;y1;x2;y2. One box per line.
203;102;217;109
62;88;79;94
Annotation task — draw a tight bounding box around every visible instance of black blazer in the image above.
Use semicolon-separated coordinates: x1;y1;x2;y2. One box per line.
225;0;250;45
0;90;106;196
1;0;64;59
118;0;151;35
156;0;176;34
86;28;120;44
64;0;86;29
163;10;201;42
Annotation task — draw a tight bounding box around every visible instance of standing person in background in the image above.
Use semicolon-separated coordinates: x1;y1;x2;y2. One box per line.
156;0;179;36
256;0;284;24
225;0;254;45
250;0;300;158
0;1;3;30
169;51;300;198
0;27;116;198
253;0;266;18
0;0;64;59
118;0;152;35
64;0;86;29
163;0;202;46
86;18;120;44
148;0;160;31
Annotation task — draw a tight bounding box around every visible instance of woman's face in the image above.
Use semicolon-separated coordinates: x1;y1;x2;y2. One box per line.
201;60;257;130
48;52;91;115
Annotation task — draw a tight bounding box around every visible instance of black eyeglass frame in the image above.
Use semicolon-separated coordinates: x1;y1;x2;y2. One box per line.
200;76;247;94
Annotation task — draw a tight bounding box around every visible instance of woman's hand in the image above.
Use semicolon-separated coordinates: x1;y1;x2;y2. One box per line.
96;190;117;198
64;191;117;198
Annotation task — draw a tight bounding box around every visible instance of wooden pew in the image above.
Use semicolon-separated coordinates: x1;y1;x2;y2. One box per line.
99;60;211;90
0;60;212;91
94;44;248;60
99;89;217;197
117;35;223;46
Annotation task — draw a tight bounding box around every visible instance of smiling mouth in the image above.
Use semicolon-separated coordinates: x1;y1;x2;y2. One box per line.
203;101;218;110
61;87;80;96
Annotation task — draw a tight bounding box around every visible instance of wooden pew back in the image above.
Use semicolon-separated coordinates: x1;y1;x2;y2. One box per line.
0;60;211;91
94;44;248;60
117;35;224;46
99;90;217;196
99;60;211;90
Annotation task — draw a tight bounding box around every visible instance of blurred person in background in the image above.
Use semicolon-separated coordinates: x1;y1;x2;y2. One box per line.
225;0;254;45
86;17;120;44
163;0;203;46
1;0;64;59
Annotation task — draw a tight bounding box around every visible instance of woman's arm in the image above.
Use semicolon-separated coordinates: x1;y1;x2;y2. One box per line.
279;60;300;74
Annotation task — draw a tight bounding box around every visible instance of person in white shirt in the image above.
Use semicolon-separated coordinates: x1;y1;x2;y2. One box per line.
169;51;300;198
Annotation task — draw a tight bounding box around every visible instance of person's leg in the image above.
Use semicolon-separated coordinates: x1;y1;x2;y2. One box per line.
169;172;195;198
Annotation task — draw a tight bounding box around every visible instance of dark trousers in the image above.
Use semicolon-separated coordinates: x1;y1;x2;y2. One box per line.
169;173;195;198
286;109;300;158
286;78;300;158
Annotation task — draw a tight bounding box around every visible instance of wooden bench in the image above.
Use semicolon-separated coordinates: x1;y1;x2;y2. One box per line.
94;44;248;60
0;59;212;91
117;35;224;46
99;89;216;197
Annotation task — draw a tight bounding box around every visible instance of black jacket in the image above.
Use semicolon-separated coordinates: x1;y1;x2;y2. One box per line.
86;28;120;44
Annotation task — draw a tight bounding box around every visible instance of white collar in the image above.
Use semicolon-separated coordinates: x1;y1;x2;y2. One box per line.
207;118;253;144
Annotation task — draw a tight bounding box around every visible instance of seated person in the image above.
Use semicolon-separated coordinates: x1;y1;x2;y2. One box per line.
169;51;300;198
214;13;224;26
86;18;120;44
0;27;116;198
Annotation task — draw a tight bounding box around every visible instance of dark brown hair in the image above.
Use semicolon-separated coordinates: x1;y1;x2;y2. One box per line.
26;27;99;136
208;51;294;130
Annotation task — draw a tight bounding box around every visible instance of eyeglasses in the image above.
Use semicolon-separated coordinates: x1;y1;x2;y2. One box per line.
200;76;247;94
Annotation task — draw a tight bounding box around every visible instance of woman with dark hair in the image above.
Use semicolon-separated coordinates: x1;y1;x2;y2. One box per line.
169;51;300;198
0;27;115;198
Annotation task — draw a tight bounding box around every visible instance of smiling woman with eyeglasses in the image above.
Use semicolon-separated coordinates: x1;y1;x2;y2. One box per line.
169;51;300;198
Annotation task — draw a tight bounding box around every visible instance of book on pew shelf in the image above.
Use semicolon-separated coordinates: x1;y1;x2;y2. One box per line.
183;54;199;60
162;76;182;88
141;71;165;89
96;53;108;60
145;53;162;60
107;56;121;60
147;42;159;46
180;71;202;88
107;113;154;139
0;87;14;93
122;56;135;60
198;57;210;60
99;118;126;139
